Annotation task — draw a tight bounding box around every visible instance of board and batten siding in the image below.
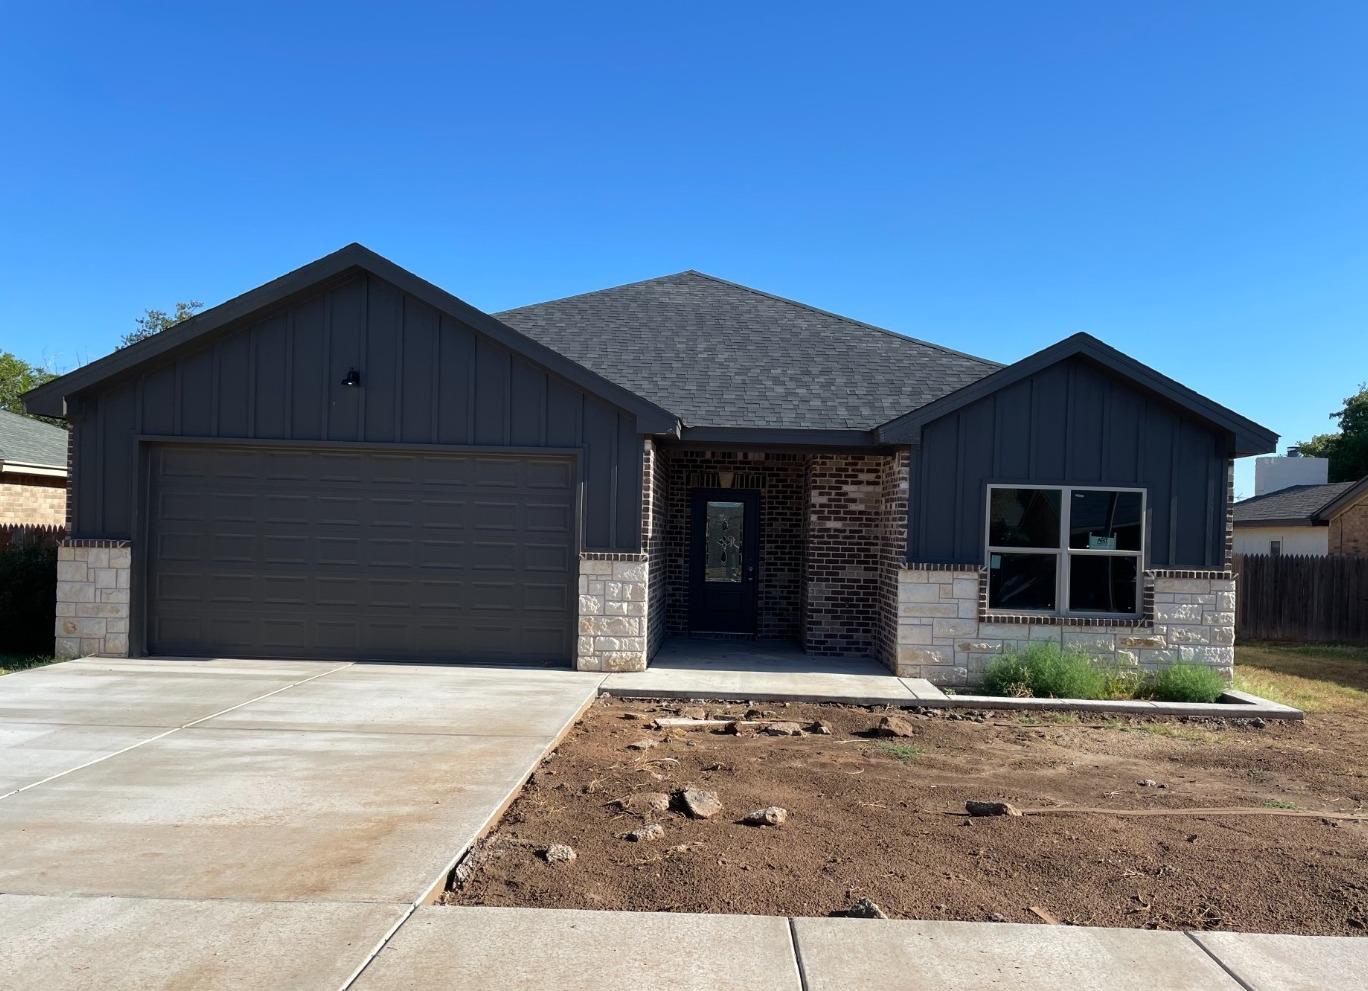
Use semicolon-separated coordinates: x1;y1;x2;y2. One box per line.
909;355;1231;569
68;272;644;551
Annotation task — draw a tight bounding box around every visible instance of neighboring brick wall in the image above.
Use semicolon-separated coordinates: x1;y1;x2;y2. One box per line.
0;475;67;526
875;448;910;670
804;453;886;656
1328;491;1368;556
576;554;649;672
892;566;1236;686
643;440;669;661
663;450;806;639
54;540;132;659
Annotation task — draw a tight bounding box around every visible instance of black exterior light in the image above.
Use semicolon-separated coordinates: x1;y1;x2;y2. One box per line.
341;367;361;387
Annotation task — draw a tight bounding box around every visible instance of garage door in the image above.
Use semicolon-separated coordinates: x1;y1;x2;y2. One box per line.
144;445;577;663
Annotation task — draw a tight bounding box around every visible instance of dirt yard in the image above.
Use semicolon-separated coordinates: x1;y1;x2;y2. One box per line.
446;644;1368;935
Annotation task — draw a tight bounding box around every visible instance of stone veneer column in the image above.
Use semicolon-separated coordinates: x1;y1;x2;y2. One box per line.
892;566;1236;687
54;540;132;659
576;556;649;671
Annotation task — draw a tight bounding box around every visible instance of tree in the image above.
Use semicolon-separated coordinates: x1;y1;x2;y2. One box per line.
0;351;61;426
1297;383;1368;482
119;300;203;348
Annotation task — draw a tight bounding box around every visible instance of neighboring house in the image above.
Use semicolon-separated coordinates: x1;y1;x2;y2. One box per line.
0;409;68;526
1233;479;1368;557
24;244;1277;682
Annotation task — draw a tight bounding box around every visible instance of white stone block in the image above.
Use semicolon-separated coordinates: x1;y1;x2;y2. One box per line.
900;583;942;603
613;562;647;582
109;548;131;569
578;594;602;615
56;560;89;582
1154;602;1203;623
85;547;110;569
951;578;979;599
56;581;95;604
932;617;977;638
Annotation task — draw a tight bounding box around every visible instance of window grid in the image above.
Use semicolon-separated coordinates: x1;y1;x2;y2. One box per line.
985;484;1145;618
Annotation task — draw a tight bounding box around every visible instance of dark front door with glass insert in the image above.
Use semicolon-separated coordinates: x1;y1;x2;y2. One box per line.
688;489;760;633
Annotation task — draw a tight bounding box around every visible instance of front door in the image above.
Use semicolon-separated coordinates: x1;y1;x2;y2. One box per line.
688;488;760;634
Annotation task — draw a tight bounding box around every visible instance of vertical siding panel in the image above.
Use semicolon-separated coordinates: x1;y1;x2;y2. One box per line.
290;295;326;440
920;416;959;562
101;383;137;538
614;412;640;550
1068;360;1104;483
140;365;176;435
994;381;1031;478
1140;401;1175;568
957;401;995;555
1029;362;1069;480
178;348;214;436
436;315;474;444
76;401;101;534
473;338;510;444
326;277;365;441
1105;386;1141;483
581;397;617;549
253;313;289;438
362;277;400;443
544;376;582;449
509;357;547;447
215;331;251;437
400;298;437;443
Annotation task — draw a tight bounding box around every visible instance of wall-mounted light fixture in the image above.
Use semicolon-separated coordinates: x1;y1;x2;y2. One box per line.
341;367;362;387
718;469;735;488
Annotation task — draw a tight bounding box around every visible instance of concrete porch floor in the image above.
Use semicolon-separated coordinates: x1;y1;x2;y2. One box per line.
599;636;944;704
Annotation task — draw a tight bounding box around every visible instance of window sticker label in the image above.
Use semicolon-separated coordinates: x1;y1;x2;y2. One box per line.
1087;535;1117;550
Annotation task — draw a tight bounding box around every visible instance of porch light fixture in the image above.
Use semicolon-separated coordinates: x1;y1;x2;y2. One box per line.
718;469;735;488
341;367;361;387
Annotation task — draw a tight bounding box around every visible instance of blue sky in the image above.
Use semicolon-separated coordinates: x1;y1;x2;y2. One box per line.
2;3;1364;496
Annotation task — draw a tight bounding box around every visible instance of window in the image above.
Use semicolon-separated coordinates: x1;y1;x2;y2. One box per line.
986;485;1144;616
1269;539;1281;557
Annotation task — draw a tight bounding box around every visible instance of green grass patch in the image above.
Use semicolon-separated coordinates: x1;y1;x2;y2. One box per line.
0;654;56;676
876;743;924;762
1144;663;1227;704
1263;799;1296;810
1234;642;1368;712
981;642;1107;699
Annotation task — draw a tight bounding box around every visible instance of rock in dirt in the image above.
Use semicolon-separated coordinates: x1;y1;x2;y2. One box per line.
627;738;658;751
845;897;888;919
809;720;833;735
724;720;756;736
965;800;1022;817
623;823;665;842
1137;778;1162;788
543;844;577;864
764;721;806;736
677;705;708;720
1249;717;1267;729
613;792;671;815
876;715;918;738
742;806;789;827
678;788;723;819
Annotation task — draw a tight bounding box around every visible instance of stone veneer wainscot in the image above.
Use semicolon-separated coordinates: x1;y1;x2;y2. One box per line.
54;540;132;659
892;564;1236;686
576;554;650;672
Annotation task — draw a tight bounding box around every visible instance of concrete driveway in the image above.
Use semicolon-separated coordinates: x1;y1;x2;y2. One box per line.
0;656;603;989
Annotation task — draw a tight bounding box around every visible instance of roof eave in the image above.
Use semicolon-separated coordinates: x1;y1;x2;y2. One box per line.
1315;476;1368;521
875;332;1279;456
675;426;886;448
1232;518;1322;528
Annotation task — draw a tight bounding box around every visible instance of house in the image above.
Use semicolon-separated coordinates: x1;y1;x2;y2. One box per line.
0;409;68;526
23;244;1277;681
1233;477;1368;556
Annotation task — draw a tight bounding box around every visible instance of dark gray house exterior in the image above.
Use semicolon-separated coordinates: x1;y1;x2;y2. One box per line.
26;244;1276;683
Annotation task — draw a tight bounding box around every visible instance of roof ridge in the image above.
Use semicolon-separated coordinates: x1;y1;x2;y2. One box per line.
682;270;1004;369
493;271;700;316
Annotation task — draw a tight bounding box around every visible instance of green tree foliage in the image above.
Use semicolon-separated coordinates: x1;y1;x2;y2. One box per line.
119;300;203;348
0;351;60;425
1297;384;1368;482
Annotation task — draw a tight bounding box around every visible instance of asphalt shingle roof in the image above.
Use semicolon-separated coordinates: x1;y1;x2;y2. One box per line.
0;410;67;469
495;271;1001;430
1233;482;1356;523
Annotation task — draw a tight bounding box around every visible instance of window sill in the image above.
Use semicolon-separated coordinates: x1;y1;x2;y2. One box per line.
980;612;1153;629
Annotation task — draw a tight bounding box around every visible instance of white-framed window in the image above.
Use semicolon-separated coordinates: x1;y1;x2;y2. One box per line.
985;484;1145;617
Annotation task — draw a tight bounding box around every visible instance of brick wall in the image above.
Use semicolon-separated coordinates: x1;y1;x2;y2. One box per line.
803;453;887;656
644;439;669;659
1328;490;1368;556
875;449;910;669
663;450;806;639
0;475;67;526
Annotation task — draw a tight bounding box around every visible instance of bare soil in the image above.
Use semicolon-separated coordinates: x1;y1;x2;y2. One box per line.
444;697;1368;935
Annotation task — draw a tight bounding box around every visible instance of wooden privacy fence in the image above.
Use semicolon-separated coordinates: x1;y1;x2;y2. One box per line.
0;524;65;552
1235;553;1368;645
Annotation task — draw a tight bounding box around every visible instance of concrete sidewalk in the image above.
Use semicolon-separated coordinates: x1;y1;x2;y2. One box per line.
349;906;1368;990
